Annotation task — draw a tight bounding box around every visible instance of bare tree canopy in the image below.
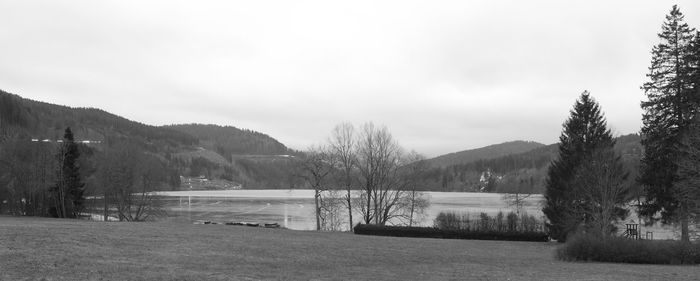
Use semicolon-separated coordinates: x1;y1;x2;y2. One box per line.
299;122;430;231
97;142;167;222
572;147;632;237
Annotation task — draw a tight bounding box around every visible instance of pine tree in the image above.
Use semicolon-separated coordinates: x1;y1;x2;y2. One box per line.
543;91;615;242
51;127;85;218
639;5;699;241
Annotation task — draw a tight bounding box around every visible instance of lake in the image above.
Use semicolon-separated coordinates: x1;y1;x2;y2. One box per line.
156;190;545;231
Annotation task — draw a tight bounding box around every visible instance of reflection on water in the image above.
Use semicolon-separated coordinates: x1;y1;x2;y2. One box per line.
156;190;544;231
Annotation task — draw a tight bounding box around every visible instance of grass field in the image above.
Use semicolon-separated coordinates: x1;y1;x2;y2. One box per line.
0;216;697;281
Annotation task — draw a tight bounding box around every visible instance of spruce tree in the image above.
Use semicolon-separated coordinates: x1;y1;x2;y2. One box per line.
639;5;698;241
543;91;614;242
51;127;85;218
673;115;700;241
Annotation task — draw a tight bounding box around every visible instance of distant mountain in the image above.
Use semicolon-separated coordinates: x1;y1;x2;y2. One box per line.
419;134;642;194
428;141;546;168
0;89;300;189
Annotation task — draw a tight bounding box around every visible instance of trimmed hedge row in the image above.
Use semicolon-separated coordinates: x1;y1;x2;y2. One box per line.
557;234;700;264
353;224;549;242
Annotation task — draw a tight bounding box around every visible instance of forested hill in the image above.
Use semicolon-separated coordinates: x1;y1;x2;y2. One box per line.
0;90;294;155
427;140;546;168
164;124;296;160
0;89;197;150
419;134;642;194
0;89;300;189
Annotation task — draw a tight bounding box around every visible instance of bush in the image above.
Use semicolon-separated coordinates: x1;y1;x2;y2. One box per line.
557;233;700;264
353;224;549;242
433;211;545;233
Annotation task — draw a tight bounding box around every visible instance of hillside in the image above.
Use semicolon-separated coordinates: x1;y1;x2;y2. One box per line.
420;134;643;194
0;90;197;151
428;141;546;168
165;124;295;160
0;89;299;189
1;89;644;193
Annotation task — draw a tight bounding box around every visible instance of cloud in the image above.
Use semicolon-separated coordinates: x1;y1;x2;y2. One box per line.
1;0;699;156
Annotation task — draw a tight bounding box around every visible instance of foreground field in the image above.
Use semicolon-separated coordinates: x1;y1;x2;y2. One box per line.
0;216;696;281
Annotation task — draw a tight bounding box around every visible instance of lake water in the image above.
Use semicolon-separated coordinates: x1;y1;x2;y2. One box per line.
156;190;544;231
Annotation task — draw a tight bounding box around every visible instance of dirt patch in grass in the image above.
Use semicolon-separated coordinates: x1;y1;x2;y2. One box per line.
0;216;697;280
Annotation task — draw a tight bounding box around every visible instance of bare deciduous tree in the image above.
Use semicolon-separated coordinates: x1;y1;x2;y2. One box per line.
401;151;430;226
572;147;631;237
355;123;402;225
327;122;357;229
503;190;532;215
0;137;56;217
298;145;334;230
97;142;166;221
318;189;346;231
299;122;431;230
354;123;429;226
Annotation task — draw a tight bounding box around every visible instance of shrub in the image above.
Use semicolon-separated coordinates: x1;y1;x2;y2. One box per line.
495;211;505;232
353;224;549;242
557;233;700;264
479;212;491;231
433;211;545;233
506;212;518;232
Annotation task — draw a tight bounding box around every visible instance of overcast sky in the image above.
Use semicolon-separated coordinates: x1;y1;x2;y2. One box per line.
2;1;699;157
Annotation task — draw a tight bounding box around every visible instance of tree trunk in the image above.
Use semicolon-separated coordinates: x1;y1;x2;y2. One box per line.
364;187;372;224
314;189;321;231
103;192;109;222
346;188;353;231
409;189;416;227
681;203;689;242
59;183;67;218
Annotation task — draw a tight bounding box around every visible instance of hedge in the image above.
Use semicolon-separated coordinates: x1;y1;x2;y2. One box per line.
353;224;549;242
557;233;700;264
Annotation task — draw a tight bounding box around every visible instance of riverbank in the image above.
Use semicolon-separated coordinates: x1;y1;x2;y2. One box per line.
0;216;696;280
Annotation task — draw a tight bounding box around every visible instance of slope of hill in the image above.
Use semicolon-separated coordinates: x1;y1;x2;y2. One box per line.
0;89;300;189
420;134;642;194
0;89;197;150
164;124;294;160
428;141;545;168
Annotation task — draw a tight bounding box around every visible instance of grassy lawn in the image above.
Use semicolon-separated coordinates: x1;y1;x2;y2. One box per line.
0;216;697;281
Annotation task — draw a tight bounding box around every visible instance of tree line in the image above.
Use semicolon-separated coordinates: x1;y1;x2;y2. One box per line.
418;134;642;194
0;127;179;221
544;5;700;242
0;128;85;218
0;90;307;190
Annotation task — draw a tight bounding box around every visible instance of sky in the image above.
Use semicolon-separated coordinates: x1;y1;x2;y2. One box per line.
1;1;700;157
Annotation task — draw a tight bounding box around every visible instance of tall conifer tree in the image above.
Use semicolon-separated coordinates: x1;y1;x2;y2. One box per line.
51;127;85;218
543;91;614;242
639;5;698;241
673;115;700;241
